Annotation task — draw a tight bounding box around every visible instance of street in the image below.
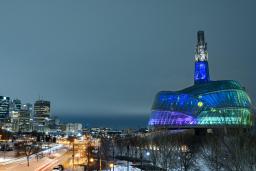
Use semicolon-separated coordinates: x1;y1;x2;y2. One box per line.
0;146;73;171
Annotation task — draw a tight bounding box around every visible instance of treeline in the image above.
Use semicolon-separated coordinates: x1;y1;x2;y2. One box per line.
110;129;256;171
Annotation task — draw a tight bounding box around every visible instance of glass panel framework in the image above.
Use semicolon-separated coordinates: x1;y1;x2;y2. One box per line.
148;80;255;128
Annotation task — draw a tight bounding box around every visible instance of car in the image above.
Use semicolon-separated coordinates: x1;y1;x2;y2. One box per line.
52;165;64;171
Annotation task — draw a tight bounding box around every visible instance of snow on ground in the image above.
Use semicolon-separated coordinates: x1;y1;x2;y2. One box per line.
103;165;140;171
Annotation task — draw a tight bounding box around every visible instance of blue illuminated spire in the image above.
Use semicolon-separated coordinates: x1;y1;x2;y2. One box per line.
194;31;210;84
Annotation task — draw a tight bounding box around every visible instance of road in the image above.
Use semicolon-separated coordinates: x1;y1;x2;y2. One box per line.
0;147;73;171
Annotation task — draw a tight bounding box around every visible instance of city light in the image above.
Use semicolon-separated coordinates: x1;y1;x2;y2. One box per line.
197;101;203;107
109;163;114;168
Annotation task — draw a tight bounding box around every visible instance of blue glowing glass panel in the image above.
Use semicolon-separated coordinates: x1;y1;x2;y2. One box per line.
149;80;254;128
194;61;210;84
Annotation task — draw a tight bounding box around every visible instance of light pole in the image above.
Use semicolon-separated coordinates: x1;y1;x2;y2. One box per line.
127;145;129;171
109;163;114;171
3;140;7;160
140;151;143;171
72;143;74;170
97;146;102;171
112;139;115;171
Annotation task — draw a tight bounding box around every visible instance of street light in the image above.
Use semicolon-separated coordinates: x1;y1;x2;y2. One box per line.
140;151;143;171
109;163;114;171
89;158;94;162
112;139;115;171
181;145;188;153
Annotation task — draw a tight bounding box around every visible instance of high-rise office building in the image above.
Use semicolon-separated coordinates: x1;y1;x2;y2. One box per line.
19;103;33;132
9;99;21;118
34;100;50;117
34;100;51;132
20;103;33;118
8;99;22;132
0;96;10;123
10;99;21;112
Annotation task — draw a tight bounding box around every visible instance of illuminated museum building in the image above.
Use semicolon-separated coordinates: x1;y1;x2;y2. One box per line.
148;31;255;128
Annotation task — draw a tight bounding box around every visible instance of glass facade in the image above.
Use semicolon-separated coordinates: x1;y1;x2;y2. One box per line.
0;96;10;122
194;61;210;84
148;31;255;129
148;80;254;128
34;100;50;118
34;100;51;132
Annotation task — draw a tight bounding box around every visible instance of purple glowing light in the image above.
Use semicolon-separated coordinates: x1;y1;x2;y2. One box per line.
148;111;197;126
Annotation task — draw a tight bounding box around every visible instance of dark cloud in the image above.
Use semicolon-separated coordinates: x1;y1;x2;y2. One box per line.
0;1;255;120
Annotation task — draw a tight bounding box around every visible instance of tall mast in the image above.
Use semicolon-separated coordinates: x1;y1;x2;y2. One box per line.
194;31;210;84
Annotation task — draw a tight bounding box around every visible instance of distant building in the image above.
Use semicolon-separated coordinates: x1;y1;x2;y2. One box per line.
0;96;10;123
8;99;22;132
10;99;21;112
65;123;82;135
19;103;33;132
89;127;109;138
20;103;33;117
1;117;12;132
47;116;63;135
34;100;51;132
34;100;50;117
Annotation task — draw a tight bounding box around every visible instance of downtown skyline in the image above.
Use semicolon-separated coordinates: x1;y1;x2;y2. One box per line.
0;1;256;127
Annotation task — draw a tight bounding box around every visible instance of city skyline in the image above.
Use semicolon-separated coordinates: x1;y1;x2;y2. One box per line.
0;1;256;125
0;2;255;171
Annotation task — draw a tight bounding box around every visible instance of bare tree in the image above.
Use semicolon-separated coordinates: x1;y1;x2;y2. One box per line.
25;144;33;166
176;134;198;171
34;142;42;162
144;131;179;170
221;129;256;171
199;128;256;171
144;134;161;167
200;134;224;171
115;138;126;156
100;137;112;160
157;133;178;170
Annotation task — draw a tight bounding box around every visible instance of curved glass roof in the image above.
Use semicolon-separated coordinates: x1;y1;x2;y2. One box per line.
149;80;254;128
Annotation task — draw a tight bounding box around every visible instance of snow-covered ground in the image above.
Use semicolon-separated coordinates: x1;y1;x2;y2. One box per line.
103;165;140;171
0;144;63;165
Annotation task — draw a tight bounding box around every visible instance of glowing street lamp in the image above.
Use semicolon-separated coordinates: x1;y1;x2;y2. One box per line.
109;163;114;168
181;145;188;153
89;158;94;162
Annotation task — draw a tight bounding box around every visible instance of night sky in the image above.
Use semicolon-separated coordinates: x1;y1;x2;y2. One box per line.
0;1;255;128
